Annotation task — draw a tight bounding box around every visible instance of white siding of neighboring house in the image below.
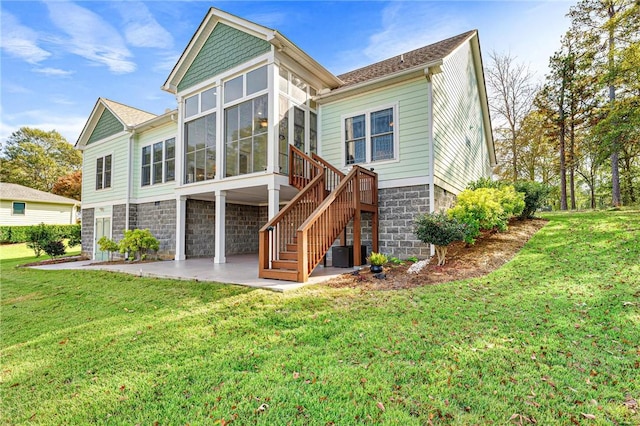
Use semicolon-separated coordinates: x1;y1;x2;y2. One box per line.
319;78;431;184
81;133;130;206
0;200;76;225
132;123;178;201
432;40;491;194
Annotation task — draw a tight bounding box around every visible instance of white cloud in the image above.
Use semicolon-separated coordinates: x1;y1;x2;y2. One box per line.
114;1;174;48
33;67;75;77
0;108;87;145
330;2;466;74
244;12;288;29
2;83;32;94
0;10;51;64
46;1;136;74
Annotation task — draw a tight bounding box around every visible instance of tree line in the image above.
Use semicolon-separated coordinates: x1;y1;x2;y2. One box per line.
487;0;639;209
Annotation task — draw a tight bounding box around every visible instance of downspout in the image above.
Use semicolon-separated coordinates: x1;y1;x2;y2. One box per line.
126;127;135;233
425;65;442;257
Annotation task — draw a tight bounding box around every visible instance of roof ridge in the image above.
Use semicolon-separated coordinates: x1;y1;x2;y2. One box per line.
101;98;157;117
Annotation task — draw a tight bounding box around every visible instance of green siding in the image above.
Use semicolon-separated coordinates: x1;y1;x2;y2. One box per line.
432;41;490;194
320;79;430;183
81;135;129;205
88;109;124;144
178;23;271;92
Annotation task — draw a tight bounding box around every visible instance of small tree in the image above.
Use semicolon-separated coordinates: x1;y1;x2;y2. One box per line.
25;223;54;257
97;236;119;262
119;229;159;261
43;240;66;258
415;213;468;265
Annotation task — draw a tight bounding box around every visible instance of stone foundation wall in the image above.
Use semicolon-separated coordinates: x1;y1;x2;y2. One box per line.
112;204;127;243
225;204;267;254
433;185;457;213
185;199;215;258
136;200;176;258
80;208;94;258
377;184;431;259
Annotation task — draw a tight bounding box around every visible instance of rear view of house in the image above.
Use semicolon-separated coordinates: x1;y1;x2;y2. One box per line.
76;8;495;280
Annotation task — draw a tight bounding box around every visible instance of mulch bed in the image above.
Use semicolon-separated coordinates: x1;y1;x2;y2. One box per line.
325;218;548;290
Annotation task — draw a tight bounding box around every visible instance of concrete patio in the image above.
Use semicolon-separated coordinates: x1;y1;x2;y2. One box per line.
30;254;358;292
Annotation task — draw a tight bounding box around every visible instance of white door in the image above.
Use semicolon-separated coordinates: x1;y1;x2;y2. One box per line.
94;217;111;261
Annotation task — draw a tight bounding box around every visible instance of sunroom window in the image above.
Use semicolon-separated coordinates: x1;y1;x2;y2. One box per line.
223;66;268;177
142;138;175;186
184;87;217;183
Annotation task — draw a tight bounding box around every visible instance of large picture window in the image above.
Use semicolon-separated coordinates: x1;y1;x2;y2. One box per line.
344;106;396;165
142;138;175;186
184;87;217;184
96;155;112;190
225;94;268;177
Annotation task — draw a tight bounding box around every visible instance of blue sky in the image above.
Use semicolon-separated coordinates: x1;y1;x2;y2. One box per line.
1;0;577;145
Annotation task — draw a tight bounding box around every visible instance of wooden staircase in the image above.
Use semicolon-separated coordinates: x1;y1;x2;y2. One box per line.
259;146;378;282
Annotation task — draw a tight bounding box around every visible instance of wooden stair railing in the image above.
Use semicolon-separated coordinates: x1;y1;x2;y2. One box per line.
259;145;377;282
296;166;377;282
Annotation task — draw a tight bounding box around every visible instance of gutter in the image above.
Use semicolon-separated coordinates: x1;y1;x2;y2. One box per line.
315;60;443;104
125;127;135;233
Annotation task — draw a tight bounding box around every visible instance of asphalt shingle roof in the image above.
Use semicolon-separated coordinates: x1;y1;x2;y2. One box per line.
337;30;476;87
0;182;79;205
101;98;157;127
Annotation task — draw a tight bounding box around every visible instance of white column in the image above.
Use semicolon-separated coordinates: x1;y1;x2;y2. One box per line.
175;195;187;261
214;190;226;264
267;61;278;173
268;181;280;219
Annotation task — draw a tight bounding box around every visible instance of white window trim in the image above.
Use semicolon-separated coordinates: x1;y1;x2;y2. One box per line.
95;153;113;191
184;85;218;121
222;64;270;109
12;201;26;215
141;138;176;187
340;103;399;167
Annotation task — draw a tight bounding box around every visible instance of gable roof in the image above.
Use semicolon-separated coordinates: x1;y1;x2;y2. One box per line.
76;98;157;149
163;7;342;94
337;30;476;88
0;182;79;205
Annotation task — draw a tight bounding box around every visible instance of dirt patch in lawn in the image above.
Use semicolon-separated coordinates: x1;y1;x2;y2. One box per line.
325;218;548;290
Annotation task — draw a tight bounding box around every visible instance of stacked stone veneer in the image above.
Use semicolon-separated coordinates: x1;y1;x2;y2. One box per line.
136;200;176;258
185;199;215;257
80;208;94;258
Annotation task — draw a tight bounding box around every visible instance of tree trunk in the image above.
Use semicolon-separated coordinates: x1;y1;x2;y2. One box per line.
569;120;576;210
559;71;568;211
608;7;621;206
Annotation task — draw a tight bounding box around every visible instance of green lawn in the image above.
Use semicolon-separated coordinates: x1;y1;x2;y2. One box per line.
1;211;638;425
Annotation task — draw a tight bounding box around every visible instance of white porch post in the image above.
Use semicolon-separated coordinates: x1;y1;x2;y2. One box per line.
175;195;186;261
214;190;226;264
268;181;280;219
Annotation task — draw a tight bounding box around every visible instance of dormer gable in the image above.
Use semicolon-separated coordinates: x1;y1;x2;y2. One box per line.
76;98;156;149
163;8;341;94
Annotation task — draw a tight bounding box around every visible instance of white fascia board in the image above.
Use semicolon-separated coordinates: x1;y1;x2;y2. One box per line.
134;110;178;133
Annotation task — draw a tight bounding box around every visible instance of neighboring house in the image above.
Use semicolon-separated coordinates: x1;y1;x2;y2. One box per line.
76;8;495;278
0;182;79;226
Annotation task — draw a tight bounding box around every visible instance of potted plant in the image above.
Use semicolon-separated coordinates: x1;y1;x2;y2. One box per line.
367;252;388;273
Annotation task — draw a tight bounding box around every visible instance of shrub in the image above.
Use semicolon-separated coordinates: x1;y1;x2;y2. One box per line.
448;186;525;243
25;223;54;257
466;177;505;190
0;224;80;244
367;252;388;266
415;212;468;265
67;224;82;247
513;181;551;219
97;236;119;262
43;240;66;258
119;229;159;261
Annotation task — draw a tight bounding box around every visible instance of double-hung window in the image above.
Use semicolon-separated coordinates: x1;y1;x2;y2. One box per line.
223;65;269;177
344;106;397;166
184;87;217;183
142;138;175;186
96;155;112;190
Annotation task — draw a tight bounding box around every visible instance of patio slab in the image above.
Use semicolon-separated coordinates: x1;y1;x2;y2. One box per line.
30;254;359;292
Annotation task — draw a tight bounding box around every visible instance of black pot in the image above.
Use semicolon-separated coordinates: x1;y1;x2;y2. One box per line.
370;265;383;273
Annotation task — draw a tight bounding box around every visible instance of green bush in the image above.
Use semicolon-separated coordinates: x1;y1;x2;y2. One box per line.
415;212;468;265
97;236;119;262
513;181;551;219
66;224;82;247
448;186;525;243
119;229;159;261
466;177;505;190
0;224;80;244
43;240;66;258
25;223;54;257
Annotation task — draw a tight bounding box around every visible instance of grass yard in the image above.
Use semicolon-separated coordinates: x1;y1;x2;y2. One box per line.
1;211;638;425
